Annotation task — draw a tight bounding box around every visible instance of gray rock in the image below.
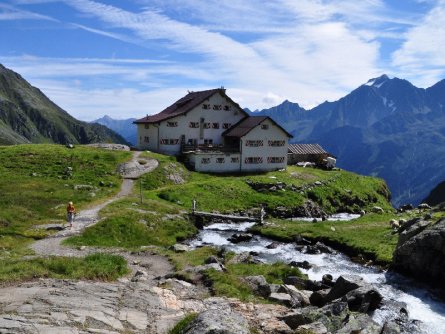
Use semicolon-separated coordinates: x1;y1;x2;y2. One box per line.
381;321;402;334
171;244;190;252
74;184;94;190
289;260;312;270
282;301;349;332
392;218;445;289
324;275;365;303
298;322;328;334
268;292;293;307
243;275;271;298
226;252;255;264
309;289;330;307
191;263;225;273
227;233;253;243
278;285;310;306
336;313;382;334
183;309;250;334
371;206;384;213
322;274;334;286
204;255;220;264
341;286;383;312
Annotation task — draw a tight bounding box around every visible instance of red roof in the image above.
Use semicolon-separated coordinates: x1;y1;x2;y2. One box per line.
133;88;247;124
222;116;293;138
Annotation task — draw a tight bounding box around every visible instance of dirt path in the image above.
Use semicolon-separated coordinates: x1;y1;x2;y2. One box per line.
31;151;158;257
1;151;295;334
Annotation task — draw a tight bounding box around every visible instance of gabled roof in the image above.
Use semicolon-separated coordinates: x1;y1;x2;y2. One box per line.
133;88;248;124
288;144;328;155
222;116;293;138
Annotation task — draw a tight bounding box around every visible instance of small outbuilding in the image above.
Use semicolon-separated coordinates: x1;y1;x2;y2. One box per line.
287;144;334;166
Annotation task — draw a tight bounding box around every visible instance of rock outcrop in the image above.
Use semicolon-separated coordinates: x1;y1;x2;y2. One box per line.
392;218;445;290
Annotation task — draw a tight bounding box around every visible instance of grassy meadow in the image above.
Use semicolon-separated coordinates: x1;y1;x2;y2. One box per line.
0;144;405;284
0;144;131;257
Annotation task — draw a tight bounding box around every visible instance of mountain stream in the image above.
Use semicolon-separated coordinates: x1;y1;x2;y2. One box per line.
188;218;445;334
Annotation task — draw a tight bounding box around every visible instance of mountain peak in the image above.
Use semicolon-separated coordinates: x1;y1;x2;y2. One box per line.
364;74;390;88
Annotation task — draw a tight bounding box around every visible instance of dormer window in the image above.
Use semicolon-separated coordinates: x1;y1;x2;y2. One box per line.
167;121;178;127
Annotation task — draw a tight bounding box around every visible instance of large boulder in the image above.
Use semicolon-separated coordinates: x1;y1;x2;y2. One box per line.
341;286;383;312
323;275;365;303
392;218;445;289
182;309;250;334
228;233;253;243
243;275;271;298
281;301;349;332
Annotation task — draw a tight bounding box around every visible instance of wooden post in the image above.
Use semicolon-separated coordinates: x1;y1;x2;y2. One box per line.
260;204;265;225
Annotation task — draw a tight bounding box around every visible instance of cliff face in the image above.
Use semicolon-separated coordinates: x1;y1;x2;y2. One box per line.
0;64;128;145
392;218;445;290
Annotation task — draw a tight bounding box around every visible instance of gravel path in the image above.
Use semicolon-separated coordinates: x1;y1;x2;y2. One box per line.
1;150;295;334
31;151;158;257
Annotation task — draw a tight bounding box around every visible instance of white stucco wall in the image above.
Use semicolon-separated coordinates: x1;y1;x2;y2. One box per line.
136;123;159;151
240;119;289;172
193;152;242;173
136;91;246;155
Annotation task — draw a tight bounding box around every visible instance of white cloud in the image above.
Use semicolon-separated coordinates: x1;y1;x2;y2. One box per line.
0;3;57;21
4;0;422;120
392;0;445;85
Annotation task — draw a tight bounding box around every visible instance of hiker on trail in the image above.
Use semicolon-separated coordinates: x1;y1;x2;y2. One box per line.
66;201;76;228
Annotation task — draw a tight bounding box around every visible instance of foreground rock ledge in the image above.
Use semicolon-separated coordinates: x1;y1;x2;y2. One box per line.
392;217;445;291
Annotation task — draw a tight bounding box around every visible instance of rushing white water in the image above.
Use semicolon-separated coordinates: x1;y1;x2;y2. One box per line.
288;213;362;222
189;221;445;334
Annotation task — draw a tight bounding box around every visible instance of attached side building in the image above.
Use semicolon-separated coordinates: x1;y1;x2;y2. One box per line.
134;88;292;173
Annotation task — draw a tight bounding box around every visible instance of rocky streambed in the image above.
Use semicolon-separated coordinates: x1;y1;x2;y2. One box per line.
188;220;445;334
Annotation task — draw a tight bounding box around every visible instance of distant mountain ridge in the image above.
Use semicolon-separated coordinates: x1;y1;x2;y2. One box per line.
0;64;128;145
253;74;445;206
92;115;137;146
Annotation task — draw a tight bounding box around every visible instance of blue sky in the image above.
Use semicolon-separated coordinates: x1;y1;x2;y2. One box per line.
1;0;444;121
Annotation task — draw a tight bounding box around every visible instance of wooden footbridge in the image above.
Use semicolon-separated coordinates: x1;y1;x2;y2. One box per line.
191;199;264;224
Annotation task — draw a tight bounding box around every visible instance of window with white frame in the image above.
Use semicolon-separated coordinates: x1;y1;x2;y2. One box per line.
167;121;178;127
223;105;232;111
222;123;232;129
212;122;220;129
261;124;269;130
216;157;225;164
201;158;210;164
189;122;199;128
160;139;179;145
204;139;213;145
245;140;264;147
245;157;263;164
268;140;285;147
213;104;222;110
267;157;285;163
203;122;211;129
230;157;239;163
144;136;149;143
202;104;211;109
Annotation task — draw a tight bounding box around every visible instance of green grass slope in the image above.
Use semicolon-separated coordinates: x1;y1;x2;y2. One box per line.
0;64;128;145
0;144;131;257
